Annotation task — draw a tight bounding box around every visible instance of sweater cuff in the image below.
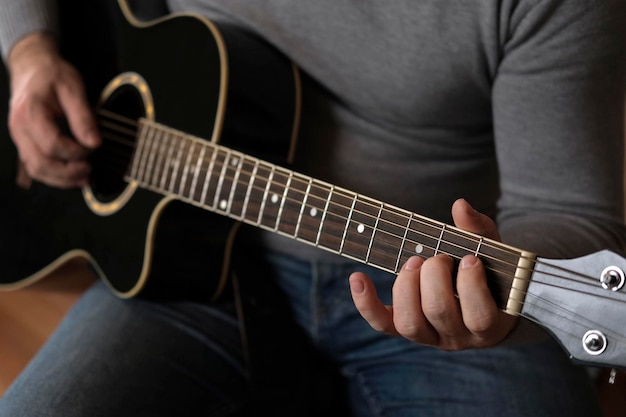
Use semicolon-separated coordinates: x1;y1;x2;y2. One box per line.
0;0;58;61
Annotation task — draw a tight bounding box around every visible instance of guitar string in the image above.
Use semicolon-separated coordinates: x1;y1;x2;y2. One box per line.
95;116;526;275
98;113;528;262
94;112;617;286
94;112;625;300
93;112;626;348
91;109;624;352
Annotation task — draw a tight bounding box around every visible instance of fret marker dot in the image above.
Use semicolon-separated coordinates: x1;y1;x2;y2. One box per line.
230;157;239;166
357;224;365;234
219;200;227;210
310;208;318;217
271;194;279;204
415;244;424;254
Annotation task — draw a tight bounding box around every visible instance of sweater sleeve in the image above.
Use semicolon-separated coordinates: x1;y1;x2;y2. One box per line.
493;0;626;259
0;0;58;61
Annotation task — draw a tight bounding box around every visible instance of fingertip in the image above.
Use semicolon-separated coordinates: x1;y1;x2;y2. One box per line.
403;255;424;271
454;198;479;219
460;254;479;269
82;128;101;149
349;273;366;295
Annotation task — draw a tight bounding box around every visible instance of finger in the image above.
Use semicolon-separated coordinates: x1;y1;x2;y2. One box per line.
420;254;469;347
349;272;398;335
12;111;90;187
456;255;517;344
22;152;92;189
392;256;439;345
11;94;90;162
451;198;500;240
56;72;100;149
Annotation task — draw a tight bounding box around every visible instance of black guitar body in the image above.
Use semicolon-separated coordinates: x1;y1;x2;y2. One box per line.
0;0;300;303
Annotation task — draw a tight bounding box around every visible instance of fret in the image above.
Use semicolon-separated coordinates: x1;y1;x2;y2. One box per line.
242;161;272;225
228;155;256;218
341;195;383;263
316;185;333;247
297;180;332;245
403;215;444;261
476;240;522;283
339;195;357;255
204;148;228;208
240;158;260;220
434;224;446;255
165;136;183;191
259;167;290;229
275;171;294;232
225;152;245;216
169;136;191;195
149;127;168;189
213;149;237;212
276;173;309;236
179;140;196;198
199;145;219;205
128;121;149;179
159;131;176;191
133;122;154;182
474;237;483;257
188;144;206;202
437;226;478;258
225;152;245;214
142;125;160;185
366;205;413;272
366;203;384;263
317;187;353;253
293;177;313;238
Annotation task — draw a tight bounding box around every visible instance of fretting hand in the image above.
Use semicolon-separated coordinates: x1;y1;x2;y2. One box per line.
349;198;519;350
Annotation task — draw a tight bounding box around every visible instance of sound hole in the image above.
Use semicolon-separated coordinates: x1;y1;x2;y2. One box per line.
90;85;145;202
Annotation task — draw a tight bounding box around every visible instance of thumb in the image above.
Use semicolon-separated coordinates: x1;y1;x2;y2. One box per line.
451;198;500;241
56;73;101;149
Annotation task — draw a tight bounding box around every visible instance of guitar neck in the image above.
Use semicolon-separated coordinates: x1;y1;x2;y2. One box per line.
126;117;536;314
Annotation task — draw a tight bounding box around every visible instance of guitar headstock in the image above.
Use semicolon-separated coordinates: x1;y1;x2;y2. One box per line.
522;249;626;369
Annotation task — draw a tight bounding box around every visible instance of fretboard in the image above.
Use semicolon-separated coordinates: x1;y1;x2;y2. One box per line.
126;118;534;311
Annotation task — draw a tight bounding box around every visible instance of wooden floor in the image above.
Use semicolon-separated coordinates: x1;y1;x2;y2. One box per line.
0;260;624;415
0;259;95;394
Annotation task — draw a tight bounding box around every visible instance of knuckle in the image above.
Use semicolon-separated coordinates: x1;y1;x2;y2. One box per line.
422;299;450;322
395;321;429;342
24;157;46;178
466;314;497;336
439;339;468;351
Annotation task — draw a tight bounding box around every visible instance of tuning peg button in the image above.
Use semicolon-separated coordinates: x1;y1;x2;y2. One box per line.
600;266;625;291
582;330;607;355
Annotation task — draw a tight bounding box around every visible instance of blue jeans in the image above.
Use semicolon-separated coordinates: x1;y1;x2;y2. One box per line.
0;246;601;416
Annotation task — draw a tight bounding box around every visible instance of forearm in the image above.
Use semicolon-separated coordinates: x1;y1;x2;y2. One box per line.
494;0;626;259
0;0;58;61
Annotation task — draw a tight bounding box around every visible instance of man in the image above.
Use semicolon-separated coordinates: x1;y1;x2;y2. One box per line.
0;0;624;416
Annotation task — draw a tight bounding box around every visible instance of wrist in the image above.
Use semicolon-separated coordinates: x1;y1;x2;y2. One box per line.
7;31;59;74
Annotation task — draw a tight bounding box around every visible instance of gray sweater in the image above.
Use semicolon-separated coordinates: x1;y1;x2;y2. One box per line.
1;0;625;262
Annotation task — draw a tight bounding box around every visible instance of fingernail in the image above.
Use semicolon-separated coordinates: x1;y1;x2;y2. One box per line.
349;277;365;294
404;256;423;271
460;255;478;269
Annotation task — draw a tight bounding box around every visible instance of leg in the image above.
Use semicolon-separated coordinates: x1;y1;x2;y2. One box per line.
0;280;249;417
345;339;601;417
0;248;340;417
266;251;603;417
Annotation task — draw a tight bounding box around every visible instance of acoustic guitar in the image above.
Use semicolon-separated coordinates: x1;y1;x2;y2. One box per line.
1;0;625;371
